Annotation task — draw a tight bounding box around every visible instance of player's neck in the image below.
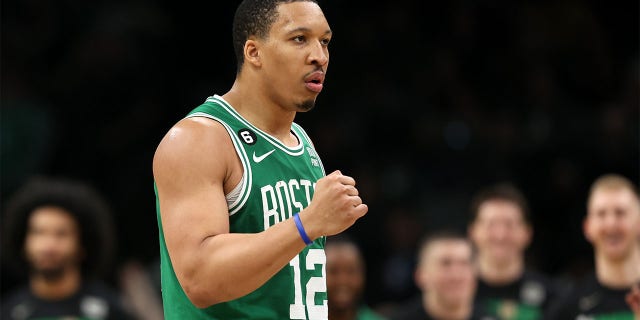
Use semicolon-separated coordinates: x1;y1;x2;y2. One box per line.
30;267;81;300
595;246;640;289
424;293;471;320
223;82;298;145
328;306;358;320
477;254;524;285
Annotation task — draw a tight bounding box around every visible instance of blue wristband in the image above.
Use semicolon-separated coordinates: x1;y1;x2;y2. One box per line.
293;213;313;245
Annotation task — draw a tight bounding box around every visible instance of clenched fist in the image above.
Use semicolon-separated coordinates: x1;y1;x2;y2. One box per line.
298;170;368;240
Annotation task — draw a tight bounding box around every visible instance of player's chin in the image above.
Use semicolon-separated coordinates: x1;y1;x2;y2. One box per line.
602;245;632;260
296;99;316;112
32;265;66;278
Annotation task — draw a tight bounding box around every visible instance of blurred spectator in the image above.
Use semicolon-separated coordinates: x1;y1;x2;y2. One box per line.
325;234;386;320
548;174;640;319
467;183;559;319
1;177;135;320
390;230;493;320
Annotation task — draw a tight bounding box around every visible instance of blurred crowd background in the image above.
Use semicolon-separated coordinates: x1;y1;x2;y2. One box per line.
2;0;638;312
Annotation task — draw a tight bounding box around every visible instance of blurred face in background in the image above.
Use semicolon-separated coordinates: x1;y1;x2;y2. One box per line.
326;243;364;313
25;206;82;280
469;199;531;265
585;188;640;261
416;239;476;309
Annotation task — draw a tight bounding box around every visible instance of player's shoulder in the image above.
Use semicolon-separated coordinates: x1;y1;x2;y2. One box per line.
1;284;33;318
1;285;32;306
156;117;231;156
544;273;599;320
153;116;234;178
173;116;229;140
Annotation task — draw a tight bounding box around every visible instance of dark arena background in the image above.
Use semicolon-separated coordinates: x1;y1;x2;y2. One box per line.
2;0;639;310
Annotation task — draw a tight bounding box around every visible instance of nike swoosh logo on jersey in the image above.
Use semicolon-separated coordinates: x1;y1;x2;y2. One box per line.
253;149;275;163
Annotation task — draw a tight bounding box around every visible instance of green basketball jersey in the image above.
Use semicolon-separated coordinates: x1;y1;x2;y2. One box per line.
156;95;328;319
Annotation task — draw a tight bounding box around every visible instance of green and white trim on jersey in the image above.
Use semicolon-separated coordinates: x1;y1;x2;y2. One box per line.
188;94;326;214
185;112;252;215
205;95;307;157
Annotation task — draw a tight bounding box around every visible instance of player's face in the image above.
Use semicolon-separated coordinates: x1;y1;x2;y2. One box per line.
24;206;81;279
325;244;364;312
416;240;476;308
469;200;531;264
584;188;640;261
259;1;331;112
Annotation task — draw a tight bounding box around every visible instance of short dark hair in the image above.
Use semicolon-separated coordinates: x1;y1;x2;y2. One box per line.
326;233;360;251
417;229;471;265
232;0;318;72
2;177;116;278
325;233;365;271
468;182;531;225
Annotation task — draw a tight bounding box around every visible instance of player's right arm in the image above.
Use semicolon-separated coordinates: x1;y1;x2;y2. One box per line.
153;117;367;308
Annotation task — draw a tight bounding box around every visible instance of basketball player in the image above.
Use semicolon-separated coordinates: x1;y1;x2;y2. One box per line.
153;0;368;319
390;231;493;320
325;235;386;320
467;183;558;319
548;174;640;319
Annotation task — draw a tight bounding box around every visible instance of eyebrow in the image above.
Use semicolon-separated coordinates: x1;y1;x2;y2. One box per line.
286;27;332;36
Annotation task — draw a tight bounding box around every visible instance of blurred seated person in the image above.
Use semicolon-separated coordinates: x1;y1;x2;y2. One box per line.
1;177;135;320
326;234;386;320
390;230;494;320
548;174;640;320
468;183;558;319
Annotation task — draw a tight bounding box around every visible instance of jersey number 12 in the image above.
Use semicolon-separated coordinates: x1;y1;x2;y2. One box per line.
289;249;327;320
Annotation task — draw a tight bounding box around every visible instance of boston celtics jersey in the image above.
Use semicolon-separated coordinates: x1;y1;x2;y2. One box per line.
156;94;328;319
475;270;558;320
547;273;635;320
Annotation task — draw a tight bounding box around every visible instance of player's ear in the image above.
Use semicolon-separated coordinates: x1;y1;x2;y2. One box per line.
522;224;533;247
244;38;261;68
583;217;593;243
467;223;478;243
414;267;426;290
415;261;435;293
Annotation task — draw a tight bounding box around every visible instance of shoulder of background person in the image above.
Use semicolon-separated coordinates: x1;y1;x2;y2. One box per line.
81;279;138;320
543;271;598;320
1;285;32;310
387;295;428;320
357;304;389;320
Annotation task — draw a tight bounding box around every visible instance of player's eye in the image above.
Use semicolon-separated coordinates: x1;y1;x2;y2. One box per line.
292;35;306;43
321;38;331;46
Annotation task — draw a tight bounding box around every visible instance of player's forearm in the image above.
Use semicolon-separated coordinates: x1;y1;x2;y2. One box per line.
178;217;309;308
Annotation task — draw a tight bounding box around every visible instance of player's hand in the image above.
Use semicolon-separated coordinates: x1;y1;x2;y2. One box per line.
299;170;368;239
626;283;640;319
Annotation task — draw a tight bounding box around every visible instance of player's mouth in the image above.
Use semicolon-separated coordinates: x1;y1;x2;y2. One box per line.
602;233;624;246
304;71;324;93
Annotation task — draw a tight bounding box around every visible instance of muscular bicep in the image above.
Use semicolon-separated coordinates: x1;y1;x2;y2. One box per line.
153;118;233;284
